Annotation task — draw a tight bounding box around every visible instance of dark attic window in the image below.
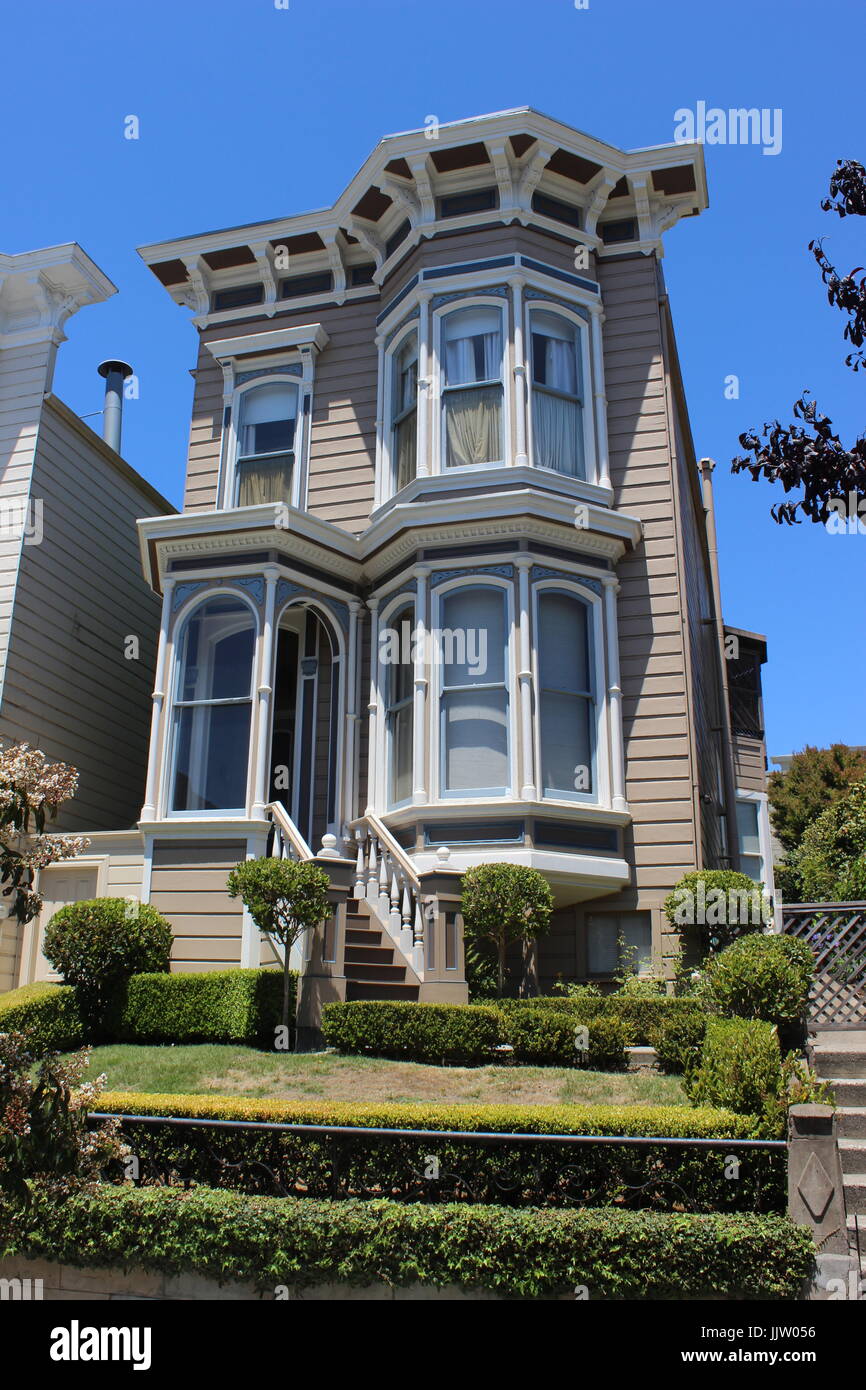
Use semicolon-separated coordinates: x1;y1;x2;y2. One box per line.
531;191;583;229
437;187;498;219
279;271;333;299
728;653;764;738
350;263;376;286
599;218;638;244
211;284;264;311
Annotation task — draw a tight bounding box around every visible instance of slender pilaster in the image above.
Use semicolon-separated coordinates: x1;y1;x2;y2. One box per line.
589;304;611;490
374;335;386;508
413;566;429;804
252;567;279;817
141;575;175;820
365;597;380;813
417;291;432;477
515;556;536;799
510;276;529;466
603;577;627;813
343;600;361;832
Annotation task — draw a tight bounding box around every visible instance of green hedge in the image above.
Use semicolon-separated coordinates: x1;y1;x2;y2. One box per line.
0;982;83;1052
493;995;707;1046
92;1091;783;1212
0;1186;813;1299
688;1018;784;1135
321;1000;501;1064
503;1007;628;1068
0;969;296;1052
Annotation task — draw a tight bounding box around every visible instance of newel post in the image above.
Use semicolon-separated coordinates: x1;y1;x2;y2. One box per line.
787;1104;859;1299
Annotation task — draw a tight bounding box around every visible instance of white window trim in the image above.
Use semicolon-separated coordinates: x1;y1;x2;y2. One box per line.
525;300;597;486
376;592;417;811
430;576;518;803
381;322;421;503
736;788;776;901
531;579;609;809
161;589;260;821
432;296;511;479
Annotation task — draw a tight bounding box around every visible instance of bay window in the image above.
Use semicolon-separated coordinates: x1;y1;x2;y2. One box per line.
736;798;764;882
235;381;298;506
441;305;504;468
392;334;418;491
386;604;414;805
529;309;585;479
169;597;256;812
439;586;509;795
537;590;594;798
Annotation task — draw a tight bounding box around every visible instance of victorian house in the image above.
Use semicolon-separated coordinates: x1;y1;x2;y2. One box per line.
15;110;774;1024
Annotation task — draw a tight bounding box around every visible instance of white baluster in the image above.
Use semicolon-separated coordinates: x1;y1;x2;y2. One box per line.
378;850;390;922
366;834;379;904
354;831;366;899
414;897;424;948
389;866;402;939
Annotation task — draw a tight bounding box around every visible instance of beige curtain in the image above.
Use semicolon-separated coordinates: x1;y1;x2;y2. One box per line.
445;387;501;467
395;410;417;489
237;456;293;506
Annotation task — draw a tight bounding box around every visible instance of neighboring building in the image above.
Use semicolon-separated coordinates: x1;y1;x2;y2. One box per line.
16;110;774;1015
0;244;175;990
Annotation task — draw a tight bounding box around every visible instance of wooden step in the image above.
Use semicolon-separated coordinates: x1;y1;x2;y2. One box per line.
346;980;420;1002
345;928;383;946
344;944;395;966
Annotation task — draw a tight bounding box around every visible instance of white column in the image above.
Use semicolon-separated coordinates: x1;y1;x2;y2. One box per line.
252;567;279;817
141;575;175;820
604;578;627;813
510;276;529;467
516;557;536;800
374;335;386;508
365;597;380;813
417;292;431;477
590;304;611;491
413;566;429;804
343;600;361;837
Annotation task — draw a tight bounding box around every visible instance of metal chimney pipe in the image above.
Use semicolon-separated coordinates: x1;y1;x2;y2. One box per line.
96;359;133;453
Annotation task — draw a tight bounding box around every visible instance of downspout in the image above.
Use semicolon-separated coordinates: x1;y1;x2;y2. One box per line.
699;457;740;870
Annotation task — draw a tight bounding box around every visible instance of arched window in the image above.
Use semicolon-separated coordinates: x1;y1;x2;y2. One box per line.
170;597;256;812
384;603;414;805
529;309;585;479
392;334;418;492
537;590;594;797
235;381;299;505
441;305;504;468
439;586;509;794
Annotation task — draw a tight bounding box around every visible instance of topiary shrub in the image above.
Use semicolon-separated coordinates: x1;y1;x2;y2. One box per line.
42;899;173;1038
649;1009;708;1077
0;982;84;1053
663;870;771;953
704;932;813;1039
687;1018;783;1135
461;863;553;996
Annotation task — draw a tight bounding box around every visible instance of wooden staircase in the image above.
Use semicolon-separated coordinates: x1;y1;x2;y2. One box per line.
811;1029;866;1278
343;897;420;1002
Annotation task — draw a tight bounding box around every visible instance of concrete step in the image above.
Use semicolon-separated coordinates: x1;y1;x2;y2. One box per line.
812;1047;866;1079
838;1139;866;1174
844;1174;866;1216
826;1078;866;1107
838;1108;866;1139
812;1029;866;1048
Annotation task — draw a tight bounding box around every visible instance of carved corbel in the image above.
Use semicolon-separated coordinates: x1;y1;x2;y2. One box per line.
584;170;621;237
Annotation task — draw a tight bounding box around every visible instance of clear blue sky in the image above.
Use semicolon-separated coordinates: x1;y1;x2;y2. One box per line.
1;0;863;759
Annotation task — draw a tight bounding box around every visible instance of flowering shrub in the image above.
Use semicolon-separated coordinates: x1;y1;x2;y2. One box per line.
0;743;88;923
0;1030;126;1206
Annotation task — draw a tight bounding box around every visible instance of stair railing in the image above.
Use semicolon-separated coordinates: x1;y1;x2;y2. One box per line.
266;801;315;863
348;813;427;978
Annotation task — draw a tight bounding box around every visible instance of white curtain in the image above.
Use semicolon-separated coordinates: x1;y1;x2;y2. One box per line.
443;310;503;468
533;392;582;477
531;313;585;478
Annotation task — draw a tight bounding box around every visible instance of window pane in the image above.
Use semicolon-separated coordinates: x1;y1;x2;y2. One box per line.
741;854;763;883
236;454;294;506
531;312;578;394
443;307;501;385
539;593;589;693
391;703;413;804
445;386;502;467
533;391;583;477
443;689;508;791
394;337;418;416
239;383;298;457
171;702;252;811
540;692;592;795
587;912;652;976
736;800;761;856
394;411;417;489
441;588;505;685
177;600;255;702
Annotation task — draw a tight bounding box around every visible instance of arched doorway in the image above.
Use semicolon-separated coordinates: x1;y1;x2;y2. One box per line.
269;605;340;849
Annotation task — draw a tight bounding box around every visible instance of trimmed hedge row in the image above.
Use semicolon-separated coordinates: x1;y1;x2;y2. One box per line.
0;969;296;1052
321;999;632;1068
494;995;707;1044
0;1186;814;1299
92;1091;783;1212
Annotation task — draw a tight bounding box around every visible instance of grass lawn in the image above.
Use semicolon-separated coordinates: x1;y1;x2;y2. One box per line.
71;1044;686;1106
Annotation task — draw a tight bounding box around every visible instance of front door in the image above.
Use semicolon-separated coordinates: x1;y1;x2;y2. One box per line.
31;866;99;982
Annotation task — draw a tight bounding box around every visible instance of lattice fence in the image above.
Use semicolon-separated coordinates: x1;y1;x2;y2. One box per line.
781;902;866;1030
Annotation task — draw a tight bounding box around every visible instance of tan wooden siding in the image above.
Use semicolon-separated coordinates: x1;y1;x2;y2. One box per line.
0;399;166;830
598;253;698;911
149;840;244;972
734;734;767;794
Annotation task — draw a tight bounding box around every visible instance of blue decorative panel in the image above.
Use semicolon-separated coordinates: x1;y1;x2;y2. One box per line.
430;563;514;587
531;564;601;595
